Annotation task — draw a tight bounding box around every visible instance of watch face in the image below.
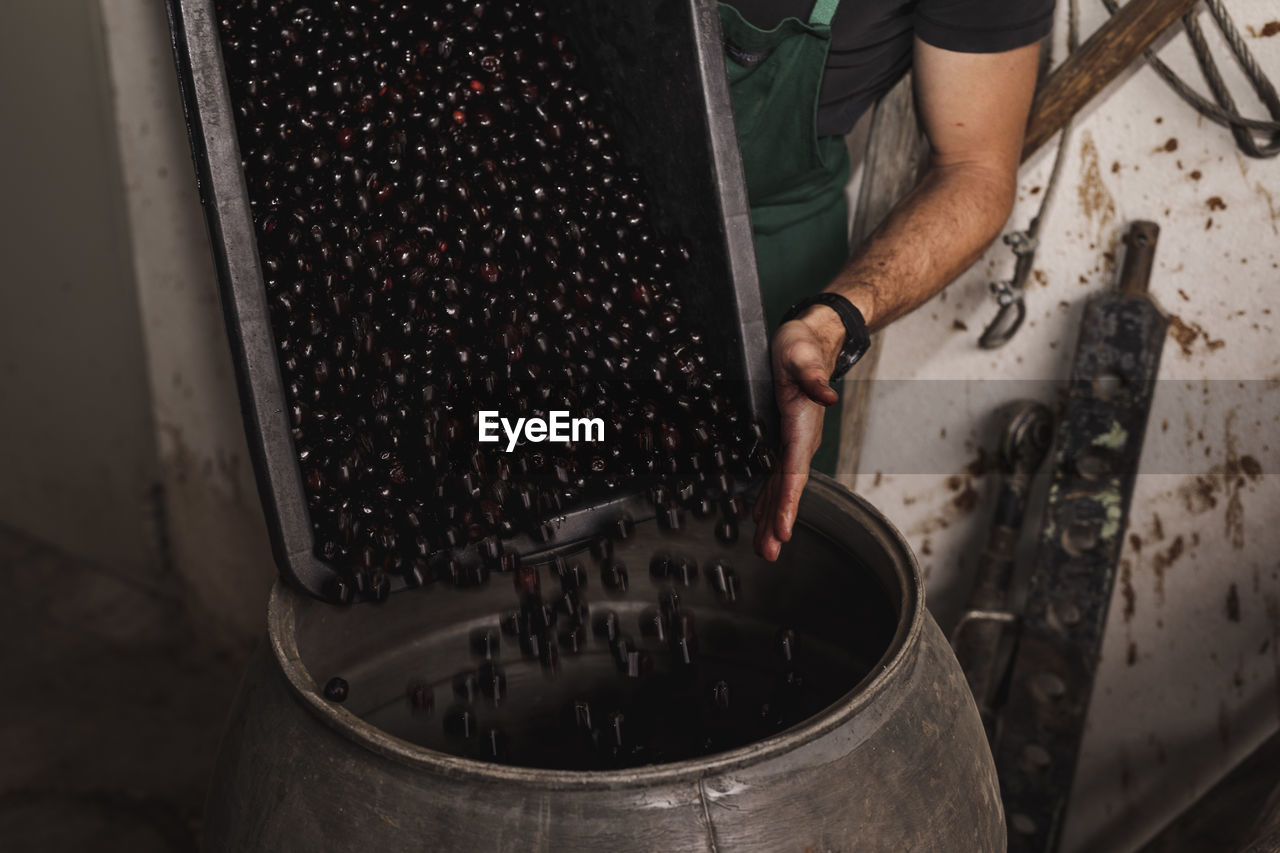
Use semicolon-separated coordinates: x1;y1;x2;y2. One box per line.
832;352;856;380
834;327;870;380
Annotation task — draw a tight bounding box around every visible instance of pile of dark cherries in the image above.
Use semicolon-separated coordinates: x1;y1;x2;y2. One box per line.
355;515;858;771
217;0;772;602
216;0;807;766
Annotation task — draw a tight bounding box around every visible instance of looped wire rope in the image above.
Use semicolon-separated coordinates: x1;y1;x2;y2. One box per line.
1101;0;1280;153
981;0;1280;349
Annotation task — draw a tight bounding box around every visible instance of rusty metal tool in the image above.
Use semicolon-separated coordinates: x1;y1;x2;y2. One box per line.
992;221;1169;853
952;400;1055;737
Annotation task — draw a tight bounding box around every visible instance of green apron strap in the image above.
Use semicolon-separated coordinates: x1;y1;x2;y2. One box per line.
721;0;850;475
807;0;840;27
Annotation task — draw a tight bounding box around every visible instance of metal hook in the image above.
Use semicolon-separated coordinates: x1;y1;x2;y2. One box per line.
979;295;1027;350
949;609;1020;648
1004;230;1038;256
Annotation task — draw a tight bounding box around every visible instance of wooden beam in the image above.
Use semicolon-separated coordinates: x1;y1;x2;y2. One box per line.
1022;0;1200;161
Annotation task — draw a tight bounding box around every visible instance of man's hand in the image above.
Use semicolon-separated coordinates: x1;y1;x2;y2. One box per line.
753;311;842;561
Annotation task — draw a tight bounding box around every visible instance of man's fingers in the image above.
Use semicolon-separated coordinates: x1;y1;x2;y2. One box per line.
752;484;768;551
753;510;771;558
755;464;813;559
774;468;809;542
753;476;778;555
752;475;788;562
773;434;814;543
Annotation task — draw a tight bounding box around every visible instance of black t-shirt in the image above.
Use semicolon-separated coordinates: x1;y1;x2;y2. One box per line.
731;0;1055;135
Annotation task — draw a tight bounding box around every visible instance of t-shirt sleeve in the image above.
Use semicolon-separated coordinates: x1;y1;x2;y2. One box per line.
913;0;1056;54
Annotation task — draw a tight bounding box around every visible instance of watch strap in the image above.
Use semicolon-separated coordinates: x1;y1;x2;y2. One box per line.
780;292;870;380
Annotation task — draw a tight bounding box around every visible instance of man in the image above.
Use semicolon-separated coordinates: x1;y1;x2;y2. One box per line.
724;0;1055;560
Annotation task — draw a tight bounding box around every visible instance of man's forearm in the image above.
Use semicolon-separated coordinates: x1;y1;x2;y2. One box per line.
797;161;1016;359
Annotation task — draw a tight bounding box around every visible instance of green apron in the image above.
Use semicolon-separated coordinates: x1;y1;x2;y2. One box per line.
721;0;851;475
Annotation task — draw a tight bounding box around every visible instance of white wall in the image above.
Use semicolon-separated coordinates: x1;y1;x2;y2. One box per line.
98;0;275;644
0;0;164;585
849;3;1280;850
0;0;275;645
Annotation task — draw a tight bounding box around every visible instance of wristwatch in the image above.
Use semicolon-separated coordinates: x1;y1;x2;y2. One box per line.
780;292;871;381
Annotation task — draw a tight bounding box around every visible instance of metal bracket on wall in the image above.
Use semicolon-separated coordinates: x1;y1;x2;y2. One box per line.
992;222;1170;853
953;400;1056;737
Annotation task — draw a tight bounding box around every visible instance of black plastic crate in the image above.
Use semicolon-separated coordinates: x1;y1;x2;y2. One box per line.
166;0;768;598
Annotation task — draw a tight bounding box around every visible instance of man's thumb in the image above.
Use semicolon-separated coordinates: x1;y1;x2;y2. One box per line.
796;369;838;407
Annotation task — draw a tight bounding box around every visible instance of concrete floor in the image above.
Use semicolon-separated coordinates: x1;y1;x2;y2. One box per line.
1141;730;1280;853
0;524;251;853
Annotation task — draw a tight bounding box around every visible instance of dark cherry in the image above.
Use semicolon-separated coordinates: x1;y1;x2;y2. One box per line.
714;518;739;544
444;708;478;738
470;627;501;659
600;559;628;592
407;681;435;713
323;676;349;703
709;561;739;603
478;661;507;705
778;628;797;663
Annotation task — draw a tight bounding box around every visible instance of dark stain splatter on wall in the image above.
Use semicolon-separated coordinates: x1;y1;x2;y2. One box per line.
1241;455;1263;478
1226;483;1245;551
1177;411;1259;549
953;485;980;513
1168;314;1226;357
967;449;990;479
1152;535;1186;601
1264;595;1280;719
1078;132;1117;229
1180;475;1220;513
1121;558;1136;621
904;452;993;537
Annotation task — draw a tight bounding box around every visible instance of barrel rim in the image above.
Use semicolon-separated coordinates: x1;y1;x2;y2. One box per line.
267;473;925;789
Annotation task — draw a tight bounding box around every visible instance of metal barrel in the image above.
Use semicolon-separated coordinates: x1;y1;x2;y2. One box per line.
204;476;1004;853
